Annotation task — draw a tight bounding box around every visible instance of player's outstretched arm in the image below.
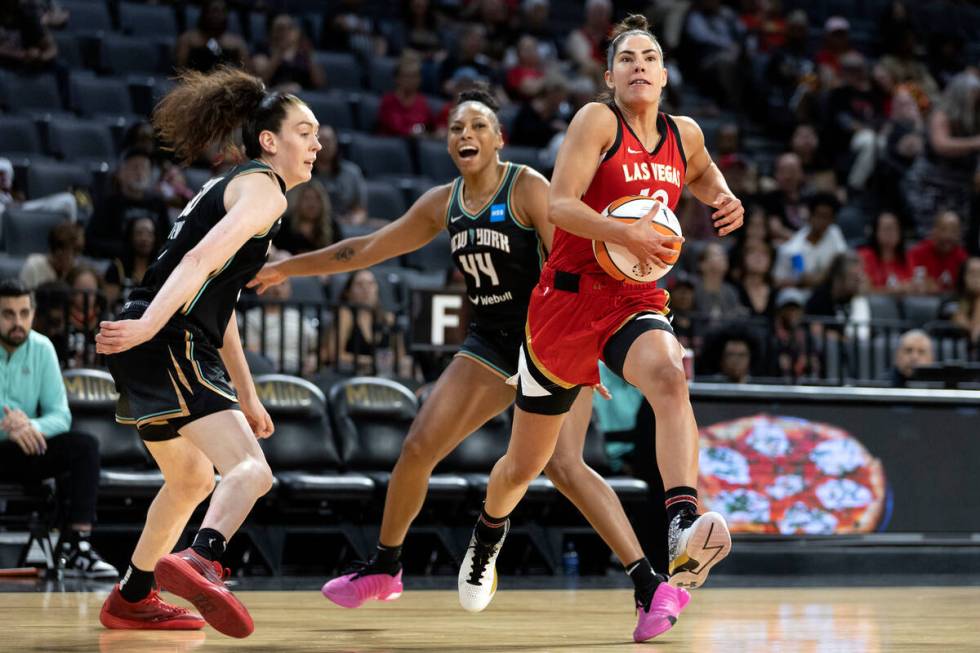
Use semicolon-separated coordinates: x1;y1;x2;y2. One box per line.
249;185;450;294
673;115;744;237
96;173;286;354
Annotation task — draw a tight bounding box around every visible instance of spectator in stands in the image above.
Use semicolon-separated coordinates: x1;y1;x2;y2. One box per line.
438;23;495;95
465;0;516;63
773;192;848;288
769;286;818;381
520;0;560;64
174;0;250;73
389;0;444;56
857;211;914;295
732;239;776;318
877;27;939;102
825;51;882;190
908;209;968;293
804;251;870;341
253;14;325;93
509;75;568;148
876;84;925;214
314;125;368;225
904;70;980;234
20;220;83;290
505;34;547;101
66;264;104;368
0;157;78;222
326;269;408;376
0;279;115;578
243;279;319;376
946;257;980;348
684;0;748;98
698;323;761;384
274;180;339;255
324;0;387;58
926;31;966;90
33;281;70;366
790;123;837;191
103;216;161;309
763;10;818;129
738;0;786;54
717;334;756;384
565;0;611;82
667;272;696;349
888;328;934;387
378;52;433;137
814;16;858;86
0;0;58;71
86;148;170;260
694;242;744;321
760;152;809;242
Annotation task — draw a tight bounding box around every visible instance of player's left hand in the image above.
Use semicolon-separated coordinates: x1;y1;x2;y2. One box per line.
710;192;744;237
592;383;612;400
95;319;155;355
241;395;274;439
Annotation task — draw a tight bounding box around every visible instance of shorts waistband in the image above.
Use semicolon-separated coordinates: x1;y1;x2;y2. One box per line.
544;267;663;295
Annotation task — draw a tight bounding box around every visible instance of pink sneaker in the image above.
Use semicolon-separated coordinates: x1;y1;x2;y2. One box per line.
633;583;691;643
321;567;403;609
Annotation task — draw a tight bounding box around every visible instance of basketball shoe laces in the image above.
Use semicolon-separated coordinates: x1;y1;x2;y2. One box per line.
466;540;495;586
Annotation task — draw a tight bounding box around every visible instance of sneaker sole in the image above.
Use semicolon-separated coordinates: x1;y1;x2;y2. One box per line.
99;606;206;631
322;583;403;609
154;555;254;638
669;513;732;589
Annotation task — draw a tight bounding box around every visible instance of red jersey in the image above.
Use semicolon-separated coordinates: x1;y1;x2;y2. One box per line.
547;104;688;275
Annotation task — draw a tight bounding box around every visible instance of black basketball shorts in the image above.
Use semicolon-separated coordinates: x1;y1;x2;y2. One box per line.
455;325;524;379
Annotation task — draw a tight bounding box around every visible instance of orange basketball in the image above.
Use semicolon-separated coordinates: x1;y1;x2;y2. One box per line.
593;196;682;282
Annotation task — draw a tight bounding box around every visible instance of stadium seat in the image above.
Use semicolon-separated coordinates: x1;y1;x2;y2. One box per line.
402;230;452;271
184;5;243;34
0;73;63;114
355;92;381;132
46;119;116;164
3;209;67;256
0;116;43;158
500;145;543;169
348;134;413;177
364;179;406;221
289;276;328;305
315;51;363;90
99;34;164;75
53;33;85;70
182;167;213;192
25;159;92;200
119;2;178;37
300;92;354;132
69;75;133;117
367;57;398;94
0;255;27;280
418;139;457;183
902;294;942;327
61;0;112;33
867;294;901;321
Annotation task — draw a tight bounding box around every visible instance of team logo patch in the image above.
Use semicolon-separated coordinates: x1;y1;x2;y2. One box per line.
490;204;506;223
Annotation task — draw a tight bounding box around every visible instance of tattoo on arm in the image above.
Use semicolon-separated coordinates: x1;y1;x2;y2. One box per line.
333;246;355;262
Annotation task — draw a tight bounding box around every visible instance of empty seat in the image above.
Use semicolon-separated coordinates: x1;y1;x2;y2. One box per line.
61;0;112;33
47;119;115;163
402;230;452;271
53;33;85;70
355;92;381;132
0;73;63;114
365;180;406;220
0;116;42;157
69;74;132;118
100;34;163;75
867;294;901;321
25;159;92;199
315;51;363;90
0;255;27;280
119;2;178;37
367;57;398;93
500;145;542;169
289;276;328;305
902;294;942;326
348;134;413;177
300;92;354;131
3;209;67;256
418;138;457;183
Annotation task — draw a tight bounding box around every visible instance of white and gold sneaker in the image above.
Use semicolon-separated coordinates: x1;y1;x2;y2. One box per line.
667;511;732;589
458;521;509;613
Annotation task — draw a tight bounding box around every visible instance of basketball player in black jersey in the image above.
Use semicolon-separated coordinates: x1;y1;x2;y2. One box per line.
249;87;672;641
96;67;321;638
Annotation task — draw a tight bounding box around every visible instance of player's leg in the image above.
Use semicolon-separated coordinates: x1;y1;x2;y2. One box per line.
544;389;688;642
323;355;514;608
152;409;274;638
101;431;214;631
617;324;731;589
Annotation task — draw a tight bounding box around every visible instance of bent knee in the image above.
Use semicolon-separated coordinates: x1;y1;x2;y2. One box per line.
502;458;546;489
399;433;441;469
637;360;688;399
166;471;216;504
543;456;586;490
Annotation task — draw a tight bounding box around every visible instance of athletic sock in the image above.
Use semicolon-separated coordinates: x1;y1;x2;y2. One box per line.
373;542;402;575
190;528;227;562
665;486;699;524
474;507;509;545
118;562;155;603
625;557;663;610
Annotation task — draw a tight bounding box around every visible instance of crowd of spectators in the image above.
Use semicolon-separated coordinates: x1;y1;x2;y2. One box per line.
1;0;978;386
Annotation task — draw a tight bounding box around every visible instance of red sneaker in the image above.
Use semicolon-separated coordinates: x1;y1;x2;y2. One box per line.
100;584;206;630
154;548;254;638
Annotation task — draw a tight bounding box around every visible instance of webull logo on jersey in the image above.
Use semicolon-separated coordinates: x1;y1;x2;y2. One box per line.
451;228;511;254
490;203;506;222
622;162;682;186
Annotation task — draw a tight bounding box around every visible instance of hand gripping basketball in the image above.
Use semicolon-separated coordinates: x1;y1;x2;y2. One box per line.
622;200;684;270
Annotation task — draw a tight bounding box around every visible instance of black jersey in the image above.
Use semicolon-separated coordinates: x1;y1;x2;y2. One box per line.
446;162;544;331
129;160;285;347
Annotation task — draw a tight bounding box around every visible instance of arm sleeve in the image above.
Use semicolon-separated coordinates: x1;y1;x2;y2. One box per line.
31;341;71;438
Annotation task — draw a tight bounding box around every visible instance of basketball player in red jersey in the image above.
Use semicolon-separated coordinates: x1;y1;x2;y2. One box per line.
458;15;743;640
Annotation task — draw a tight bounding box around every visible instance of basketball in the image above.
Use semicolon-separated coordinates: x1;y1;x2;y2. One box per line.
592;196;683;282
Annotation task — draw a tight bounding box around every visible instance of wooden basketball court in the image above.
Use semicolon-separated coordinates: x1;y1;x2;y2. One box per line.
4;586;980;652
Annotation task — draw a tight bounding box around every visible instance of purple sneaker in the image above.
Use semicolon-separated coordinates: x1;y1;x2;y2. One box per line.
321;565;403;609
633;583;691;643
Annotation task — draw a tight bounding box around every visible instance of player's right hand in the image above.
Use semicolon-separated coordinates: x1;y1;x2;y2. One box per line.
247;263;287;295
620;201;684;269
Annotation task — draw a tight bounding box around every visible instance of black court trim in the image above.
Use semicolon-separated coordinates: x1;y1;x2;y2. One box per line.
602;102;623;163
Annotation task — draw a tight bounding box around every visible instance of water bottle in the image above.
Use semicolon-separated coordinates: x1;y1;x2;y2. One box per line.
562;541;579;576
